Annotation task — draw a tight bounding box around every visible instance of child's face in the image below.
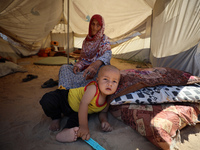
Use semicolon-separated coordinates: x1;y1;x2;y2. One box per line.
97;69;120;96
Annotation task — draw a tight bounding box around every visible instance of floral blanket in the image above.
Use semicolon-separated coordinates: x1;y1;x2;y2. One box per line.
109;103;200;150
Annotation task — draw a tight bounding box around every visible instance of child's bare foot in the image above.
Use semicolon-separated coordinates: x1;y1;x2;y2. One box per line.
56;127;79;142
49;119;60;131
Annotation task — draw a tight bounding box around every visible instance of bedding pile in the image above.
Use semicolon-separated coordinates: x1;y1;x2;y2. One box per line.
108;67;200;150
0;61;27;77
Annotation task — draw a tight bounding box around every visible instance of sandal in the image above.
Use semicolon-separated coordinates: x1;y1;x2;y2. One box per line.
22;74;38;82
41;78;58;88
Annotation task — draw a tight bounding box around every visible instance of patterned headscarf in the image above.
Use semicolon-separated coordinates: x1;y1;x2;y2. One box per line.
80;14;109;60
86;14;105;41
75;14;111;71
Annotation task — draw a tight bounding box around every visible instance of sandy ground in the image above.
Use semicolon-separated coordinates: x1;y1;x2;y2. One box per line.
0;55;200;150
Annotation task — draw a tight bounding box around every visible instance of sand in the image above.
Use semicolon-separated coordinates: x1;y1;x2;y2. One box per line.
0;56;200;150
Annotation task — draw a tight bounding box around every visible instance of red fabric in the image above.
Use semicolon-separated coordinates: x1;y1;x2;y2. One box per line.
88;14;103;39
109;103;200;149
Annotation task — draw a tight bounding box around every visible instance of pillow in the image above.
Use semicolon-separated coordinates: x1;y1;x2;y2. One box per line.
0;61;27;77
109;103;200;150
107;67;200;103
111;85;200;105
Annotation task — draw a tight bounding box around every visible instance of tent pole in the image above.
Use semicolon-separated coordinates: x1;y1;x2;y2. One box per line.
149;10;153;64
67;0;69;64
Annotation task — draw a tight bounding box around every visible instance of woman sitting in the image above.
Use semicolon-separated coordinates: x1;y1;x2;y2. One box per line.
58;14;111;89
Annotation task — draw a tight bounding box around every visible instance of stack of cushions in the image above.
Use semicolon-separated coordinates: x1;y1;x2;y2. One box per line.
108;67;200;150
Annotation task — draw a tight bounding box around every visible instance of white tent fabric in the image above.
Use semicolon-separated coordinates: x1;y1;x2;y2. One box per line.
66;0;153;38
150;0;200;76
0;0;200;76
0;0;153;56
67;0;153;62
151;0;200;57
111;16;151;61
0;0;62;52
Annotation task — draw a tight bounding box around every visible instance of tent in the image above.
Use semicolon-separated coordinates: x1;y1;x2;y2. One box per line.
0;0;199;75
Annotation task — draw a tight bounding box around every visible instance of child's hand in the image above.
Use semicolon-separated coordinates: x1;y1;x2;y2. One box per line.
101;121;112;132
78;126;90;140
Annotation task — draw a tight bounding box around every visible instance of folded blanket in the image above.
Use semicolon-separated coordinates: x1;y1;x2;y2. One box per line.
107;67;200;103
111;85;200;105
109;103;200;150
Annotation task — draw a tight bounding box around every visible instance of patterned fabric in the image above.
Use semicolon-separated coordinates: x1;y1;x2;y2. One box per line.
74;14;111;71
109;103;200;150
58;65;96;89
111;85;200;105
107;67;200;102
58;50;111;89
96;50;111;65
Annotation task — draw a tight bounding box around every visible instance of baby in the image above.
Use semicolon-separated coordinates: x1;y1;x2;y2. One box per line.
40;65;121;142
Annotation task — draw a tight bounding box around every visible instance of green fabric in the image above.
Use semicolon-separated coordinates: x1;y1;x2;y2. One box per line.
34;56;75;66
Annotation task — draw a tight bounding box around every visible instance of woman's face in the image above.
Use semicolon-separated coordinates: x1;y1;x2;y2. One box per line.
90;19;101;36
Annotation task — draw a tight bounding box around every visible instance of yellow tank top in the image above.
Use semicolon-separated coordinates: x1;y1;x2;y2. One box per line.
68;81;107;114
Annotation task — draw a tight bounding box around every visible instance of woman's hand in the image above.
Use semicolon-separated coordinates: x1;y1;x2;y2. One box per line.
101;121;112;132
83;66;97;80
73;66;80;74
83;60;103;80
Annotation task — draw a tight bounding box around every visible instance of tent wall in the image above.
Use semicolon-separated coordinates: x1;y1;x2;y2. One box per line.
151;43;200;76
0;0;154;58
111;16;151;61
0;0;200;77
66;0;154;39
66;0;154;61
0;0;63;55
150;0;200;75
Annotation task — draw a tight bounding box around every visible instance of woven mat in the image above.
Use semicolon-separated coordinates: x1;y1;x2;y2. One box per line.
33;56;75;66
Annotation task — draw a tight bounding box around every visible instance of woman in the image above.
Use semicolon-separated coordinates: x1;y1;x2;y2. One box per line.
59;14;111;89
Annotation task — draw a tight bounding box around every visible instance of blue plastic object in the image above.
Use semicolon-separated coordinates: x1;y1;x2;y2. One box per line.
84;138;106;150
